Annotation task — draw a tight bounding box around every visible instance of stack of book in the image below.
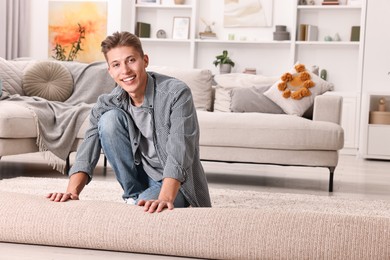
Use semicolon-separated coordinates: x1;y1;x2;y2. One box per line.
322;0;339;5
297;24;318;41
199;32;217;40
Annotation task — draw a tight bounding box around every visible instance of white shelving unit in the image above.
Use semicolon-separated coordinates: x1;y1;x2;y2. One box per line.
128;0;367;153
359;0;390;160
131;0;197;68
292;1;366;153
360;93;390;160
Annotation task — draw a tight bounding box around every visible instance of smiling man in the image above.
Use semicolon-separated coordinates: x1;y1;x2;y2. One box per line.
46;31;211;212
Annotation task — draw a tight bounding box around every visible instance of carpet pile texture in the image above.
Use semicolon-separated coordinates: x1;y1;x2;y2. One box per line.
0;177;389;259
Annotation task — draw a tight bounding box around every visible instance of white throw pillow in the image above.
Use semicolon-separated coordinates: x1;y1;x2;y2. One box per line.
263;63;334;116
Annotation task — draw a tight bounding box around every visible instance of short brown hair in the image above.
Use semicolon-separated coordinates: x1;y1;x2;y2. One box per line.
101;31;144;61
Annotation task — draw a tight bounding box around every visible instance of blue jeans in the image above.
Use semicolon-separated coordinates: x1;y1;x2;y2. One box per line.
98;109;188;207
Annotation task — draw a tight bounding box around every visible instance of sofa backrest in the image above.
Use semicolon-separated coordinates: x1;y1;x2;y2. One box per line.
147;65;213;111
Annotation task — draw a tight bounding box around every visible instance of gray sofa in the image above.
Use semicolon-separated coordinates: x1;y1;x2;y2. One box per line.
0;59;344;191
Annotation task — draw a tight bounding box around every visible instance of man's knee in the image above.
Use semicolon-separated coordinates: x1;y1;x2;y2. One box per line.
98;109;127;138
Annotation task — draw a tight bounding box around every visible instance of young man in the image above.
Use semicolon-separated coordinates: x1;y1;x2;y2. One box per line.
46;31;211;213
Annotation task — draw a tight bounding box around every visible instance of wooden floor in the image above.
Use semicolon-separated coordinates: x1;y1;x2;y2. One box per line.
0;153;389;259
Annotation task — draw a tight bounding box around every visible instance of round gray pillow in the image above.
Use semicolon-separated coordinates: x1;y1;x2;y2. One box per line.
23;61;73;101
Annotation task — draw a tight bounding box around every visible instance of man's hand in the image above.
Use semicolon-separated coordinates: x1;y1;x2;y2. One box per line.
45;192;79;202
45;172;88;203
137;177;181;213
137;199;174;213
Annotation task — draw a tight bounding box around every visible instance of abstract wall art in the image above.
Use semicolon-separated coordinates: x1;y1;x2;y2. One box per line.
48;1;107;62
224;0;273;27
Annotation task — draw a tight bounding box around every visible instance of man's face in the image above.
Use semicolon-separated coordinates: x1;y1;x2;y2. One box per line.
106;46;149;97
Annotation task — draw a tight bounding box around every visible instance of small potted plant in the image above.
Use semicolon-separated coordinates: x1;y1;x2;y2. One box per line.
213;50;235;74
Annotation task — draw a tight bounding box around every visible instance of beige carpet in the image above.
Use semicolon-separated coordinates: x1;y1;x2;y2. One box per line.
1;177;390;259
0;176;389;217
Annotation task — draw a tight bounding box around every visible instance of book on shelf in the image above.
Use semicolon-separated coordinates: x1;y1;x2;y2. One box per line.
322;0;340;5
297;24;307;41
350;26;360;41
199;32;217;39
306;25;318;41
297;24;318;41
135;22;151;38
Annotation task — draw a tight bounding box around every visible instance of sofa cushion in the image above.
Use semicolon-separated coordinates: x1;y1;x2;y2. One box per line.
197;111;344;151
0;102;37;138
0;101;90;139
230;86;284;114
23;61;74;101
147;66;213;111
213;73;279;112
0;57;25;95
264;63;334;116
213;73;279;89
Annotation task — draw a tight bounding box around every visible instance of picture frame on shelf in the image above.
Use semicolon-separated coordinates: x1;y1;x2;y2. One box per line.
137;0;160;5
172;16;190;40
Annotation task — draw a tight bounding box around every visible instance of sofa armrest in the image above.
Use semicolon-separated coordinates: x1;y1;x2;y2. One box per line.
313;95;343;125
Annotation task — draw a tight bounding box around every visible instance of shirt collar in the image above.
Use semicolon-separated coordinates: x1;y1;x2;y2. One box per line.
116;72;155;109
141;72;155;109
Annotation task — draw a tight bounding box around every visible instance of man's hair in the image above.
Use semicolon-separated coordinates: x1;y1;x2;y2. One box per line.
101;31;144;61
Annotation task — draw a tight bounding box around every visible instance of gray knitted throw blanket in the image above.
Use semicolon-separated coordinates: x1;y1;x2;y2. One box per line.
0;59;116;173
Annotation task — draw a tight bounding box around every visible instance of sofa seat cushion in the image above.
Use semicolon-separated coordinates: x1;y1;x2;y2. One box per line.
0;101;89;139
197;111;344;151
0;102;37;138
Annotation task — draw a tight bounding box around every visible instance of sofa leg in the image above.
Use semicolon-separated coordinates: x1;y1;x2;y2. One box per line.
328;167;335;192
65;155;70;175
104;155;107;168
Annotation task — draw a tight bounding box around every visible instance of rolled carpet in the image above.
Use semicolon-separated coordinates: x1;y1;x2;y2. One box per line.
0;191;389;259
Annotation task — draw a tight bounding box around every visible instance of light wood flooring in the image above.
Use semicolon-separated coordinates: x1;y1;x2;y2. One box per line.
0;153;389;259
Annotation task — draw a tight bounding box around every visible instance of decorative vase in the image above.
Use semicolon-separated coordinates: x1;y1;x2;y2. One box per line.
174;0;185;4
219;64;232;74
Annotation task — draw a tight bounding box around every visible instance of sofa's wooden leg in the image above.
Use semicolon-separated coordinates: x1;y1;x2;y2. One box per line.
328;167;335;192
104;155;107;168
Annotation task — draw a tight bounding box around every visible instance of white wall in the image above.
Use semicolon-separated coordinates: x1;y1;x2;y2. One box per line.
361;0;390;92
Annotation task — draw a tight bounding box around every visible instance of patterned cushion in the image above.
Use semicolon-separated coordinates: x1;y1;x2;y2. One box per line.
264;63;334;116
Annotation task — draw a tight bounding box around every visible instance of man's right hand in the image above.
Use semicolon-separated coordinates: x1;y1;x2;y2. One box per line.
45;192;79;202
45;172;88;202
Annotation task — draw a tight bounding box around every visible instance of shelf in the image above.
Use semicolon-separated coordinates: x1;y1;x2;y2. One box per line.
135;4;193;9
140;38;191;43
296;41;360;46
195;39;291;45
297;5;361;10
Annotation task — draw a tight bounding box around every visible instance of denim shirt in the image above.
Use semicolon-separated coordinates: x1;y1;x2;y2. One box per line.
69;72;211;207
